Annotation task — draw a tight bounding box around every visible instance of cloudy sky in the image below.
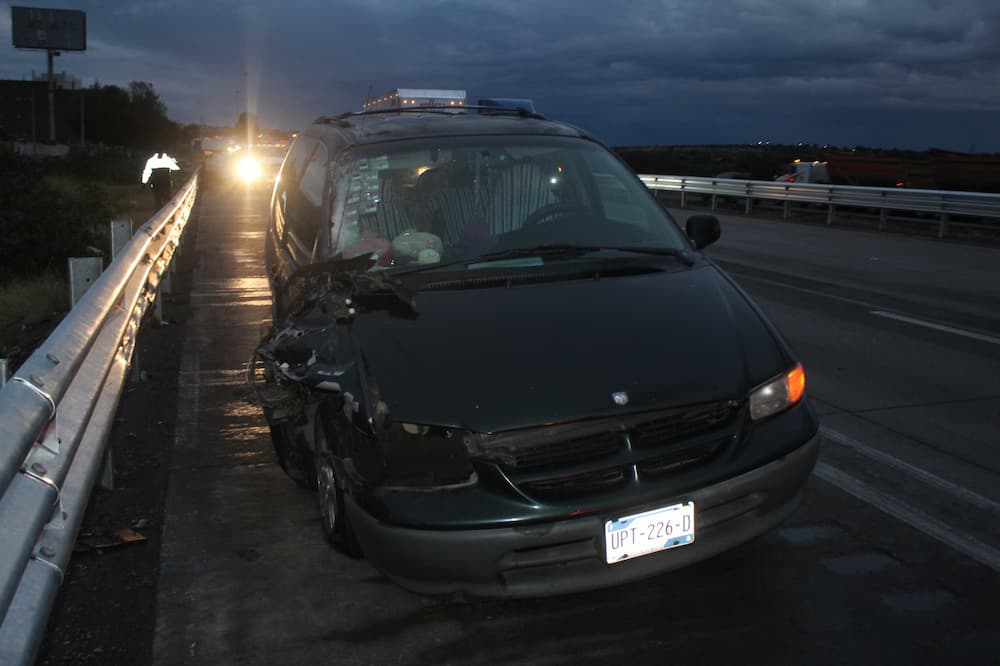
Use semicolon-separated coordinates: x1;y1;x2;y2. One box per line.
2;0;999;150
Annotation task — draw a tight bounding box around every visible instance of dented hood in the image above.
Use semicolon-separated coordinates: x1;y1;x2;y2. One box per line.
353;263;790;433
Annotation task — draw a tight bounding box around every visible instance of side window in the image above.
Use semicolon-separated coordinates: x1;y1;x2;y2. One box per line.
286;144;328;260
273;137;317;241
299;146;327;208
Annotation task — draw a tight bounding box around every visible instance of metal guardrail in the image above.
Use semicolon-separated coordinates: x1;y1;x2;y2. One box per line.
639;175;1000;238
0;174;198;665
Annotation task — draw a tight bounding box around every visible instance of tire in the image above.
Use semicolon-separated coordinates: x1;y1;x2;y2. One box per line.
314;420;363;558
267;414;317;490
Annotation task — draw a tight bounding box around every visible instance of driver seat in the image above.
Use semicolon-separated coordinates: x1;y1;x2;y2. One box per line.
485;160;557;235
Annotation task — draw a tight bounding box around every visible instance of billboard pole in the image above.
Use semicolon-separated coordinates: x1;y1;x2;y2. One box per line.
11;6;86;144
46;48;57;143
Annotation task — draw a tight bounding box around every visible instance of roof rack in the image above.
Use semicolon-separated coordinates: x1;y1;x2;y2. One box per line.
315;106;548;126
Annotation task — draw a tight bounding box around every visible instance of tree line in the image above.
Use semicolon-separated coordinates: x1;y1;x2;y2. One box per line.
75;80;200;152
0;80;198;283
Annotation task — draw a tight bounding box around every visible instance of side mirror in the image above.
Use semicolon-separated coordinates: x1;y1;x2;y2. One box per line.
685;215;721;250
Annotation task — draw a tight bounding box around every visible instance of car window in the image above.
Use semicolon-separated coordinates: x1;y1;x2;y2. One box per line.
279;137;316;187
273;137;317;243
285;143;328;261
326;135;685;268
299;146;326;208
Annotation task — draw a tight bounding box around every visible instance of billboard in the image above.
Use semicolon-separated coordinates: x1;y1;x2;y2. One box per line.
11;6;86;51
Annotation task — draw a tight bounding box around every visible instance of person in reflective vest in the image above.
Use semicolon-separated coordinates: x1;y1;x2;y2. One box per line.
141;153;181;208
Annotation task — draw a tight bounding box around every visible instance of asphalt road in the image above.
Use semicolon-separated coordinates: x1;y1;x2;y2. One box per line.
145;189;1000;665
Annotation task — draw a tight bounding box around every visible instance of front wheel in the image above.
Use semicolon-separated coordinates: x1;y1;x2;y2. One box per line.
267;415;317;490
315;421;363;558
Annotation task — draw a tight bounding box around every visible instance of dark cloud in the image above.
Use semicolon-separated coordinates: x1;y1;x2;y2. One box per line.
1;0;998;149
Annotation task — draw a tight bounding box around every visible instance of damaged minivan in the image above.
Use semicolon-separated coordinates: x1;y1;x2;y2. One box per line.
254;107;819;598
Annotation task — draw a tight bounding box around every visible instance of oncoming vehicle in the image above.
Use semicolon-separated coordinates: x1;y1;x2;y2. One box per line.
254;106;819;599
233;145;288;185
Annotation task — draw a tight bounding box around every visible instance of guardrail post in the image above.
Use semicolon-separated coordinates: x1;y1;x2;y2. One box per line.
161;261;173;297
68;257;103;308
0;359;7;389
827;204;835;225
879;208;887;231
710;193;717;211
939;214;949;239
110;217;133;259
783;200;790;219
68;256;114;491
680;189;687;209
110;217;144;382
153;286;164;324
744;184;753;216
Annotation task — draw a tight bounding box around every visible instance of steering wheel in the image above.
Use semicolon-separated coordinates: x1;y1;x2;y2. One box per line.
523;202;591;227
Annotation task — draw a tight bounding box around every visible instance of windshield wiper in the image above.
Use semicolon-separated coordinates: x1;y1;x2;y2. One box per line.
601;246;695;266
396;243;693;276
477;244;695;266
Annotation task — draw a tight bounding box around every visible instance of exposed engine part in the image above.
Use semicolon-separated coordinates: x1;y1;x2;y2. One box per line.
245;349;296;409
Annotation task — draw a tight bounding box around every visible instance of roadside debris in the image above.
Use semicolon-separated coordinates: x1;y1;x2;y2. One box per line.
74;528;147;553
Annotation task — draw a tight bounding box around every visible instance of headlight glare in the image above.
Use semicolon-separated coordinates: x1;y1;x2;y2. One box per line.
236;156;261;182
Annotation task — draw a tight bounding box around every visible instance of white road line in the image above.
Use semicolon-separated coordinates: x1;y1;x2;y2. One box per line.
723;268;1000;346
814;462;1000;574
869;310;1000;345
722;269;883;311
820;425;1000;514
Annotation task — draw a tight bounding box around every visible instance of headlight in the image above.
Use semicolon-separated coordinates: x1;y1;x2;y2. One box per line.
236;156;261;182
749;363;806;421
377;422;474;488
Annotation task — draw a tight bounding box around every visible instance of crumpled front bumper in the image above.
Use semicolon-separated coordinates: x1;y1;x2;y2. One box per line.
346;433;820;599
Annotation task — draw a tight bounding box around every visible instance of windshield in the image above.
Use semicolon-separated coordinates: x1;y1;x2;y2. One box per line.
326;135;687;269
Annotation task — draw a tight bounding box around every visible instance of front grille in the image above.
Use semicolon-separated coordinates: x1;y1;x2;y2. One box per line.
630;402;736;447
636;436;728;477
493;431;623;470
520;466;627;498
482;400;742;501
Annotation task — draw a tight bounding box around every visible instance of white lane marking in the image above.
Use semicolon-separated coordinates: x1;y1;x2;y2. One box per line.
723;268;1000;345
869;310;1000;346
821;425;1000;514
722;269;883;311
814;462;1000;574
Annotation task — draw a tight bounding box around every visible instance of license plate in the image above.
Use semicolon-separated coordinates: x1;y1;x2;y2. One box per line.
604;501;695;564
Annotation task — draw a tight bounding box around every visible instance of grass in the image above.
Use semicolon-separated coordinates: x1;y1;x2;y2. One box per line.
0;273;68;368
45;175;160;226
0;170;191;370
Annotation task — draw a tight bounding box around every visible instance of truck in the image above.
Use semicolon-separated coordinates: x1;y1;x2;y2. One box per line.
775;160;830;184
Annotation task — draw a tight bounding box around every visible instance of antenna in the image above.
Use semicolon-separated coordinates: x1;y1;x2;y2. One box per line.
359;84;374;138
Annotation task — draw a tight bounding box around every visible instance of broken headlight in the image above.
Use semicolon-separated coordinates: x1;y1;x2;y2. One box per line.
377;422;475;488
